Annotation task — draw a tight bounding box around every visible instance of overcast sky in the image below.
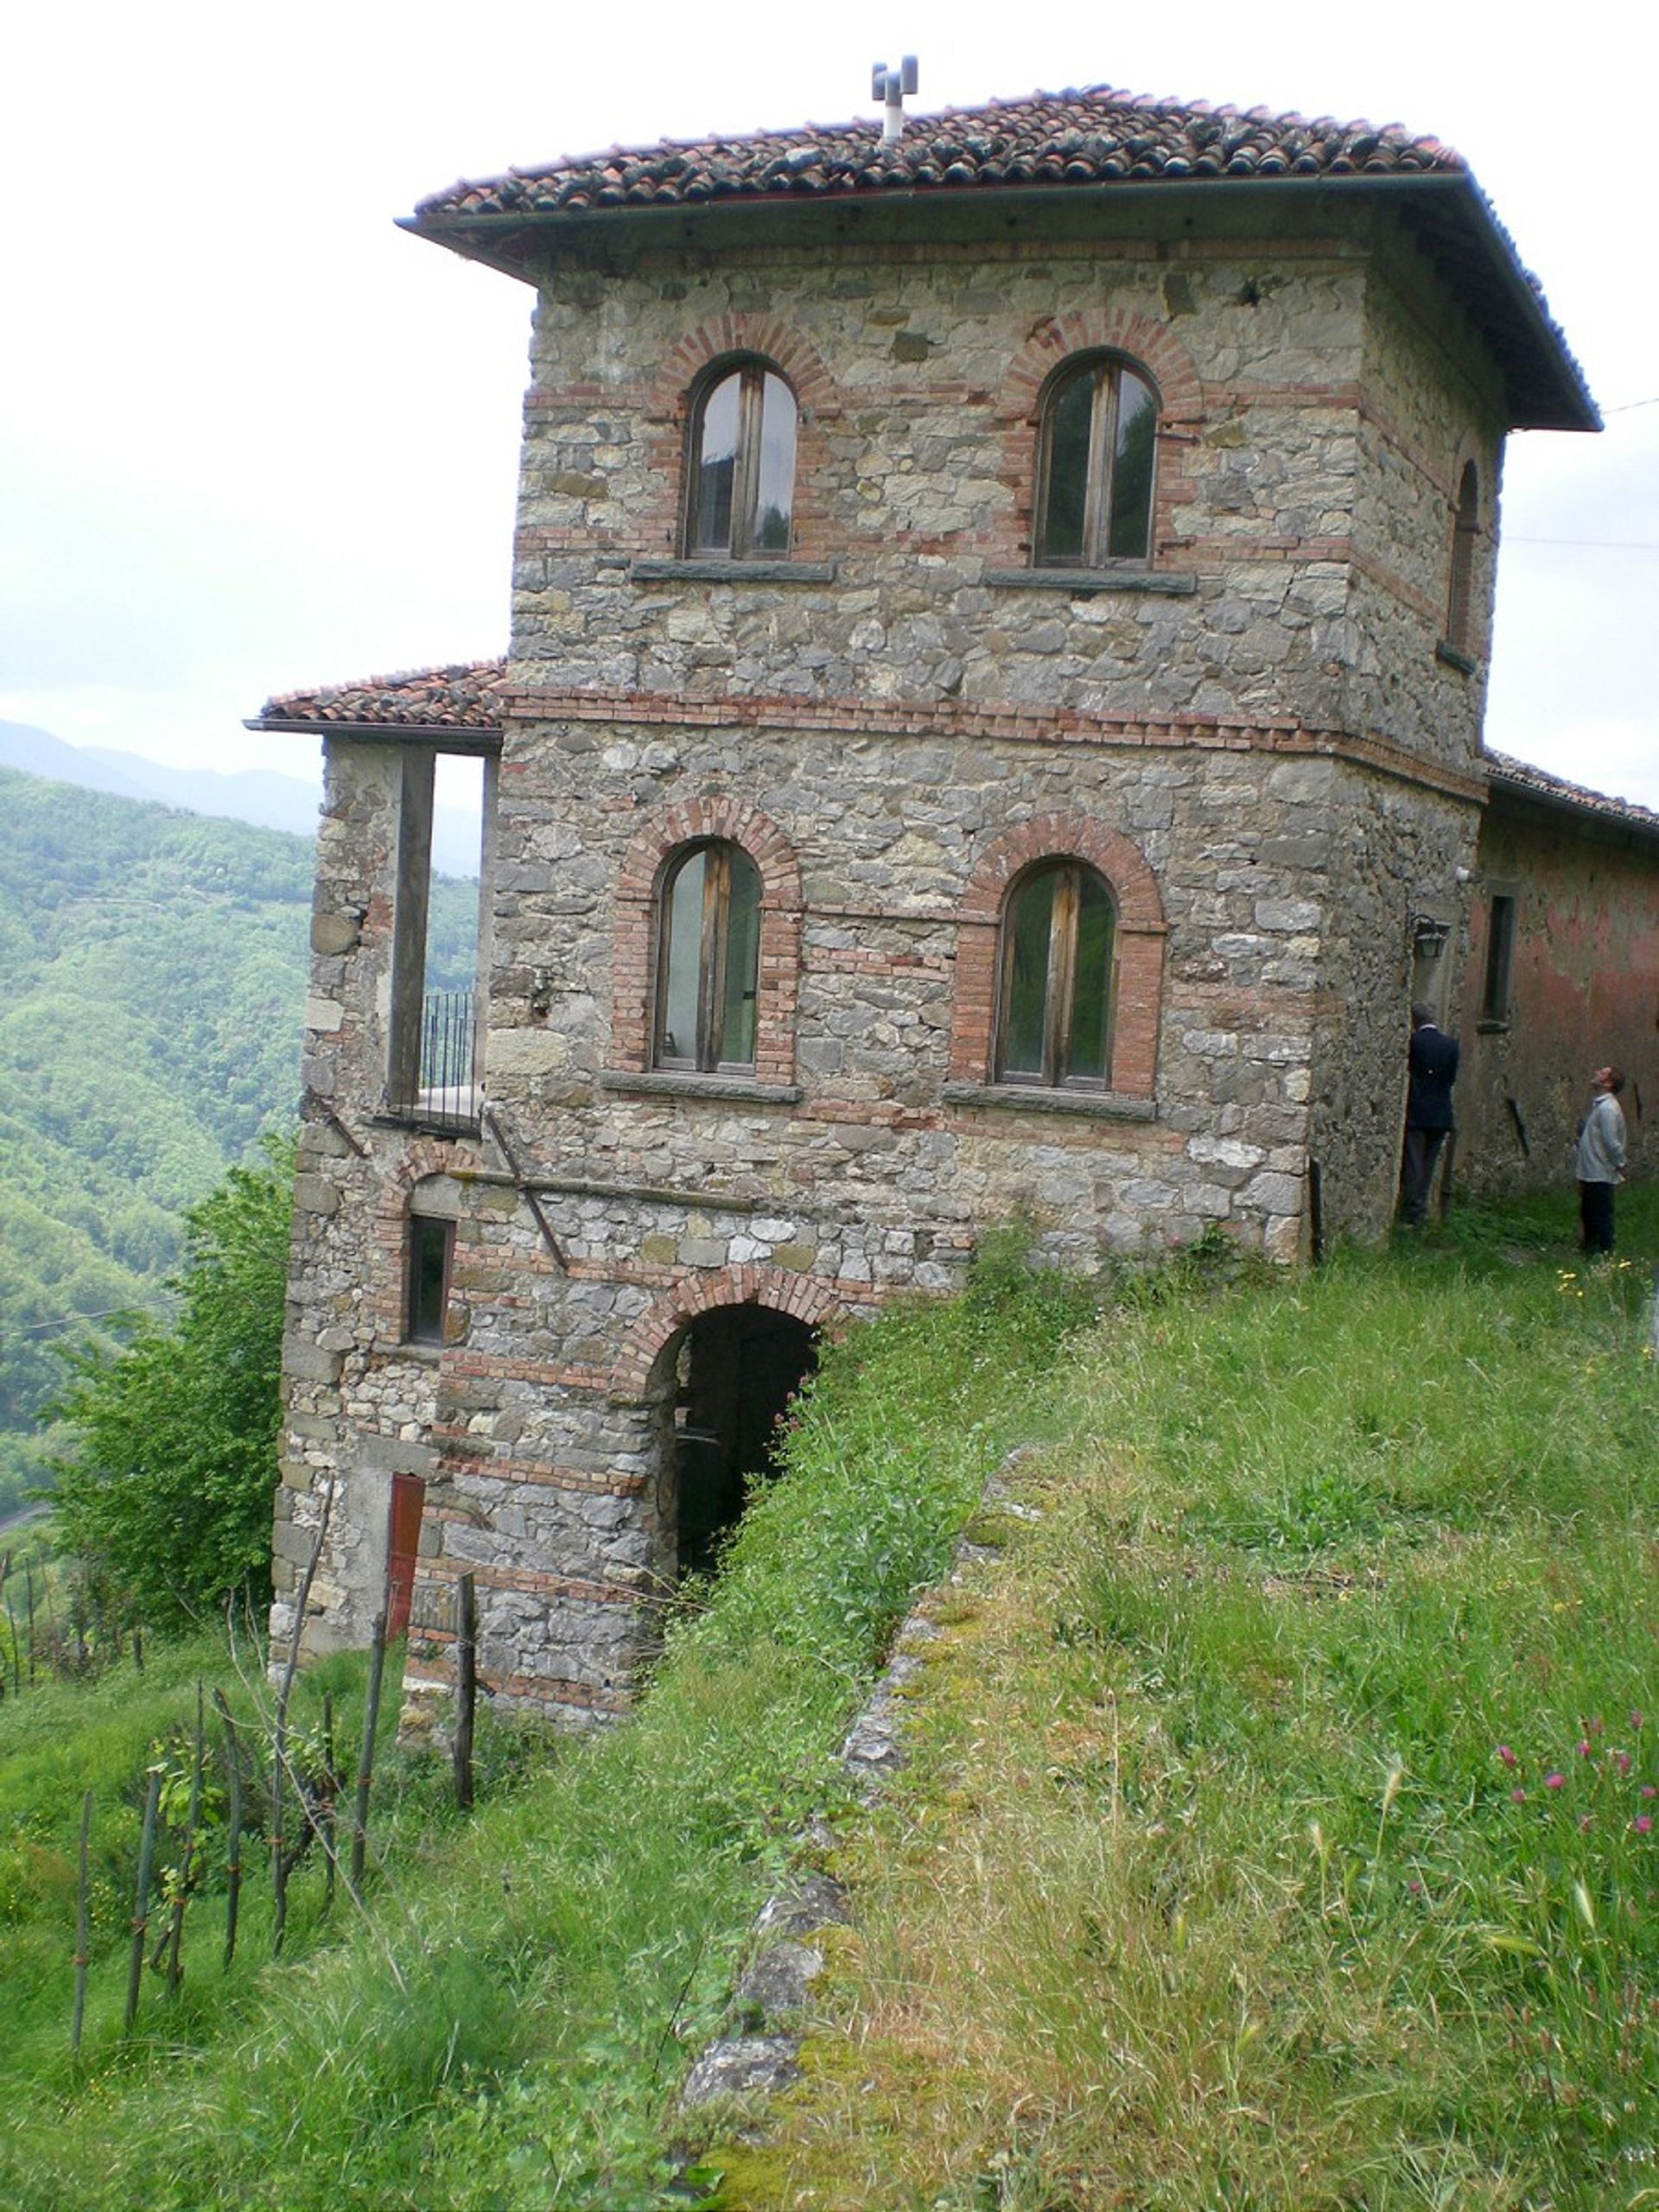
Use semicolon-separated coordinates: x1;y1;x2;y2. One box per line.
3;0;1656;807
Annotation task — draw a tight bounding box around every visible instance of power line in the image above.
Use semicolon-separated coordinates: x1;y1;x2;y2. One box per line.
10;1306;165;1341
1506;535;1659;550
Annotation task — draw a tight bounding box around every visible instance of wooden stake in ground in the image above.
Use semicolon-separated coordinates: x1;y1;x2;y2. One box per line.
124;1770;162;2032
272;1477;337;1957
349;1610;388;1897
72;1785;93;2053
321;1689;337;1914
454;1574;477;1813
165;1685;206;1994
213;1690;244;1969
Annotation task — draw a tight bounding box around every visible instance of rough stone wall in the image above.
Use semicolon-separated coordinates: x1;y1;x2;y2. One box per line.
1458;797;1659;1192
271;202;1529;1717
274;740;426;1669
1344;240;1505;772
512;227;1377;730
1304;760;1481;1241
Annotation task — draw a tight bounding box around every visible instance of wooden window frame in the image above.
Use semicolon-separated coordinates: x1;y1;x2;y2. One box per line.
1034;354;1159;569
683;359;798;561
1480;891;1516;1027
1446;461;1480;656
995;859;1119;1091
652;840;761;1076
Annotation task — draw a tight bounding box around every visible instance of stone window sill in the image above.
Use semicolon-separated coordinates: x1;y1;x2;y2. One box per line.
629;558;838;585
984;567;1197;598
1476;1017;1512;1035
1435;639;1479;676
371;1109;482;1138
396;1339;445;1365
943;1080;1158;1122
600;1068;802;1104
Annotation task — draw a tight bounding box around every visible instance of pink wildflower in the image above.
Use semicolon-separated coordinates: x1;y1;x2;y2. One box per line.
1497;1745;1518;1769
1512;1787;1528;1803
1634;1816;1654;1836
1643;1786;1657;1801
1578;1739;1594;1759
1545;1772;1566;1790
1616;1751;1633;1777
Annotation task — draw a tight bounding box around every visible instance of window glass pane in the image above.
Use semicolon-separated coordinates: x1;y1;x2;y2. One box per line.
1066;870;1116;1082
1002;867;1058;1077
409;1217;450;1344
691;373;741;552
718;847;762;1066
752;373;797;553
1039;370;1095;563
1107;370;1156;560
659;849;707;1064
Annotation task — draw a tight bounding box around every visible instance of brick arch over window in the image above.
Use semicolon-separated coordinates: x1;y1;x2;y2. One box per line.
369;1135;486;1340
639;318;842;560
610;797;803;1084
950;814;1167;1097
991;311;1203;568
611;1265;848;1403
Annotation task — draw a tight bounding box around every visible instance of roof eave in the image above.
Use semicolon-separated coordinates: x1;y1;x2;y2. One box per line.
402;169;1596;433
1484;760;1659;848
244;715;503;751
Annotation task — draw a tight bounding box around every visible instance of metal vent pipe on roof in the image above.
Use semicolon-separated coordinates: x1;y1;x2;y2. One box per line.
872;56;918;144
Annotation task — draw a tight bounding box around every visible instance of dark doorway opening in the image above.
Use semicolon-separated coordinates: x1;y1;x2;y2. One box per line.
671;1305;817;1580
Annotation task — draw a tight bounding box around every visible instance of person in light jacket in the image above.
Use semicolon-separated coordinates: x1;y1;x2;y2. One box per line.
1575;1063;1627;1256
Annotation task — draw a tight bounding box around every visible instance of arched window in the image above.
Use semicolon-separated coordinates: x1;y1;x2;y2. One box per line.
685;360;798;559
996;859;1117;1089
1036;355;1159;567
1446;461;1479;654
654;841;763;1072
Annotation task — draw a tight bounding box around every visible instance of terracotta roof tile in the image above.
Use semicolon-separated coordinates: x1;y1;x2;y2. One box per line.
1485;750;1659;839
254;660;508;732
415;86;1463;219
406;85;1592;432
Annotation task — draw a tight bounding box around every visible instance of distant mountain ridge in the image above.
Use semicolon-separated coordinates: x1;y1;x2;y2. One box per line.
0;721;483;876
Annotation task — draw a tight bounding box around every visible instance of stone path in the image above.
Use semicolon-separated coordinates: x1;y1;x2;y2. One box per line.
677;1452;1040;2130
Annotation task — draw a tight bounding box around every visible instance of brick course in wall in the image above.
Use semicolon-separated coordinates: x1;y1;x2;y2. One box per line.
260;109;1635;1723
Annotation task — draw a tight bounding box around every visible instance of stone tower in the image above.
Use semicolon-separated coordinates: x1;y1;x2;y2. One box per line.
258;87;1595;1723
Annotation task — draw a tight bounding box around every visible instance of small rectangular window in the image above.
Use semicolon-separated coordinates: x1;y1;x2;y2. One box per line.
1481;894;1516;1024
407;1216;454;1344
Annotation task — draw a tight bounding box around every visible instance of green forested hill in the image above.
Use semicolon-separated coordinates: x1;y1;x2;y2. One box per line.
0;770;313;1507
0;765;477;1510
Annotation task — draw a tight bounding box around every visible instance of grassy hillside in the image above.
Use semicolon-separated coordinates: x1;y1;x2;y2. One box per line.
1;1200;1654;2209
0;767;476;1512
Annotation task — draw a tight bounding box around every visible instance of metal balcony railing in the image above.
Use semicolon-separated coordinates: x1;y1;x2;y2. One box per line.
386;988;480;1130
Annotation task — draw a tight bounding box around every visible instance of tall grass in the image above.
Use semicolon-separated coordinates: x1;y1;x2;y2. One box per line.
0;1255;1094;2211
738;1215;1659;2209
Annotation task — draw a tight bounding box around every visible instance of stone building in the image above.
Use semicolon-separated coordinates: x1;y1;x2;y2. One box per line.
256;86;1654;1726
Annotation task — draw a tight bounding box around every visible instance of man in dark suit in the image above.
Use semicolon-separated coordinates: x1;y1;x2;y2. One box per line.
1399;1002;1459;1227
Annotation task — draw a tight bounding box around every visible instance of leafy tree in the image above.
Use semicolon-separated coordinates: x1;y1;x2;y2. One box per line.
48;1139;294;1634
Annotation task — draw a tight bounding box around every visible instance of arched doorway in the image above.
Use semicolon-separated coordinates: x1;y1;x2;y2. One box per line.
667;1304;817;1580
